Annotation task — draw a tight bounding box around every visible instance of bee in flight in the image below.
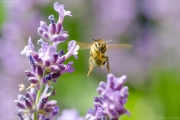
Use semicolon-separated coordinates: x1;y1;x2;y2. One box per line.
77;39;132;76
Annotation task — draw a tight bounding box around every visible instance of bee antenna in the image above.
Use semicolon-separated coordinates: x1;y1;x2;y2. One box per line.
92;39;97;41
106;40;113;43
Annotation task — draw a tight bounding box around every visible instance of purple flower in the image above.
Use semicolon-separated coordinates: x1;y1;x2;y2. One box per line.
60;62;75;74
57;109;84;120
21;37;35;57
54;2;72;24
65;40;79;60
39;42;56;65
20;3;78;88
37;2;72;45
15;86;59;120
16;2;78;120
21;39;79;87
85;74;130;120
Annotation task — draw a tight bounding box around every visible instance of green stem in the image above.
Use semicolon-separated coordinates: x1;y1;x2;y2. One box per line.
34;85;43;120
34;110;37;120
34;69;47;120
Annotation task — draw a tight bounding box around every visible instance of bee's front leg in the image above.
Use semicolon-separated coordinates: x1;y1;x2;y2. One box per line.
87;57;94;77
103;56;111;73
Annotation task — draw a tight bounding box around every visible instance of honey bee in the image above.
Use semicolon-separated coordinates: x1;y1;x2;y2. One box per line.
77;39;132;76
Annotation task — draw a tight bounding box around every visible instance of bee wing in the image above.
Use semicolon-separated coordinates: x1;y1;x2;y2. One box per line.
108;44;133;50
76;42;92;50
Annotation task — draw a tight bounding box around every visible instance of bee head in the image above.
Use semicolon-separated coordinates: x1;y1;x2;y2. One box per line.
93;39;106;52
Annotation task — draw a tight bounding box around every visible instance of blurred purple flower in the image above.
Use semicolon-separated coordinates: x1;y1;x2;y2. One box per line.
92;0;137;38
57;109;84;120
142;0;180;19
85;74;130;120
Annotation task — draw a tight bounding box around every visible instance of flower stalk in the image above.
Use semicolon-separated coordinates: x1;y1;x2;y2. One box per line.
34;85;43;120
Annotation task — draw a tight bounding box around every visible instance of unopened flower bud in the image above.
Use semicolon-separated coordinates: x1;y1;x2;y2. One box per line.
51;72;61;80
49;65;59;72
56;22;62;34
36;66;43;77
14;100;26;109
24;98;33;109
38;27;44;35
24;70;35;77
44;60;51;67
25;90;36;104
49;106;59;118
40;21;48;32
48;15;56;35
28;77;39;84
53;53;58;63
43;32;50;40
37;97;48;110
33;53;43;63
44;106;53;113
44;100;57;108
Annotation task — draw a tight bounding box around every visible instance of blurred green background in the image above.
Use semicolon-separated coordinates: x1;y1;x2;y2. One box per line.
0;0;180;120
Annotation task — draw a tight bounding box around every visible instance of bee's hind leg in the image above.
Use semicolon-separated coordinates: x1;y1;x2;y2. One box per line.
107;57;111;73
103;56;111;73
87;58;94;77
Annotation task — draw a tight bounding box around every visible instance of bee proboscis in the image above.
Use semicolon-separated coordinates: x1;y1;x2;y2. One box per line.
77;39;132;76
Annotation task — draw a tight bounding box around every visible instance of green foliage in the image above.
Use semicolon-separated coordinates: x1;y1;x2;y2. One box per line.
0;3;6;36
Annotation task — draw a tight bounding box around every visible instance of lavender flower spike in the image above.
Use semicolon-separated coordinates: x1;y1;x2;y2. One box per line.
85;73;130;120
16;2;78;120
